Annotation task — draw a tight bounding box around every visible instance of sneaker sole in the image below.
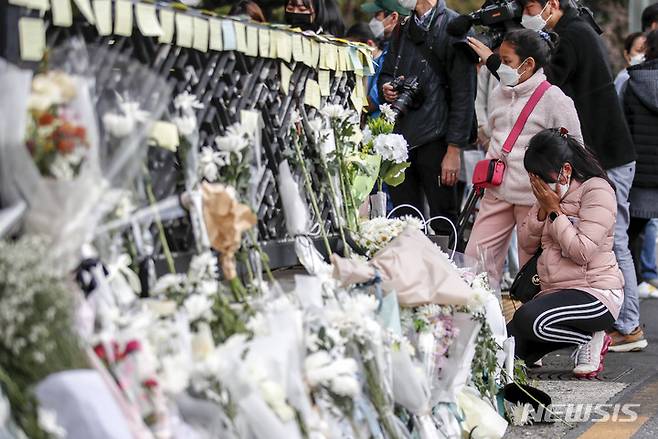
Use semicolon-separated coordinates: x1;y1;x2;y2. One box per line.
608;339;648;353
574;335;612;379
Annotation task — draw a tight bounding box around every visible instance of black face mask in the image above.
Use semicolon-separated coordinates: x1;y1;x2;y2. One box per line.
285;11;317;31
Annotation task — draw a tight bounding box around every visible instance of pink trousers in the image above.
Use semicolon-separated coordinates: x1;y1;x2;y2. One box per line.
465;192;534;282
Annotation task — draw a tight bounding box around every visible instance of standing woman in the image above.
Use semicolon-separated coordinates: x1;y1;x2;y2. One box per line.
511;129;623;377
464;29;582;282
614;32;647;96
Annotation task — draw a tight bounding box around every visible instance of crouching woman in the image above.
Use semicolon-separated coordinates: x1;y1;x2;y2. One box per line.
508;128;624;378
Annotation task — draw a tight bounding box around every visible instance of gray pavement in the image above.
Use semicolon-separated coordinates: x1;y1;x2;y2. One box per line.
504;298;658;439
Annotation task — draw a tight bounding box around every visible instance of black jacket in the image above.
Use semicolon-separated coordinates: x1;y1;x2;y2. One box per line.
624;59;658;188
378;4;477;149
547;8;636;169
486;9;636;169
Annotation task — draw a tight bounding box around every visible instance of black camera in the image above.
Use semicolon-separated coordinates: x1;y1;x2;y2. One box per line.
390;76;423;117
447;0;523;49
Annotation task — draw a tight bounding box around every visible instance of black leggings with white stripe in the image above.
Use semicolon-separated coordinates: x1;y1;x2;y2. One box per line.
507;290;615;365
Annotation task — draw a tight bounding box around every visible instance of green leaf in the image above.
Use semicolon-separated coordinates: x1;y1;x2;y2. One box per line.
350;154;381;206
382;162;410;187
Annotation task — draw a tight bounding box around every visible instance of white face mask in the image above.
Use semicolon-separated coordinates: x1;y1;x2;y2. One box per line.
549;168;571;198
497;59;530;87
521;2;551;31
369;17;385;39
398;0;417;10
630;54;646;66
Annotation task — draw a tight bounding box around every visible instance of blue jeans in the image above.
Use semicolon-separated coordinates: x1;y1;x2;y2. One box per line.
607;163;640;335
640;219;658;281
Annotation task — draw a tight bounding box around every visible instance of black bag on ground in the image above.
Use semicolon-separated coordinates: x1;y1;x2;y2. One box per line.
509;248;543;303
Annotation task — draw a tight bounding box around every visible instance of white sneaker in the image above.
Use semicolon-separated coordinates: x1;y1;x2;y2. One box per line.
637;282;658;299
572;331;612;378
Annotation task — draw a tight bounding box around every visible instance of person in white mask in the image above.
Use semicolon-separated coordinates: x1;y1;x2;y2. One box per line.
465;29;582;285
361;0;410;40
614;32;647;97
467;0;647;354
378;0;478;238
360;0;411;118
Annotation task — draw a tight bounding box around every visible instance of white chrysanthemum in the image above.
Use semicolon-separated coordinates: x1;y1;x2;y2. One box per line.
183;294;213;322
151;273;186;296
172;114;196;137
321;104;353;122
379;103;397;123
373;133;409;164
173;91;203;112
199;146;228;182
102;112;136;139
215;123;250;161
508;402;534;426
362;126;373;145
188;251;219;282
330;375;360;397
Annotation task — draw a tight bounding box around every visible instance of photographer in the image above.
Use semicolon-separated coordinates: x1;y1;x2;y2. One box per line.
467;0;646;353
378;0;477;230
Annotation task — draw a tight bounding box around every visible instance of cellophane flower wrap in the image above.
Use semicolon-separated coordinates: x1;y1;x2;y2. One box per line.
0;40;172;270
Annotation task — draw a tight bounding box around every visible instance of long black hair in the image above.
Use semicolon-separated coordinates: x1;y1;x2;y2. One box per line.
286;0;346;37
503;29;559;71
524;128;616;191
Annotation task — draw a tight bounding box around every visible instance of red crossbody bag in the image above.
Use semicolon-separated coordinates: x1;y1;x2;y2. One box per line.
472;80;552;189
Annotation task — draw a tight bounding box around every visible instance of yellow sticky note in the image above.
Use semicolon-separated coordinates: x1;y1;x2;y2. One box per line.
280;63;292;95
114;0;133;37
360;48;375;76
92;0;111;36
150;121;180;152
292;34;304;62
344;47;354;71
318;70;330;96
10;0;48;11
158;9;174;44
258;28;270;58
209;18;223;51
175;13;193;48
18;17;45;62
193;17;209;52
222;20;237;50
269;31;278;58
302;37;312;67
276;32;292;63
52;0;73;27
349;47;363;73
245;25;258;57
325;44;337;70
338;47;348;72
304;79;321;109
135;3;162;37
310;40;320;68
234;22;247;53
318;43;329;70
73;0;96;24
